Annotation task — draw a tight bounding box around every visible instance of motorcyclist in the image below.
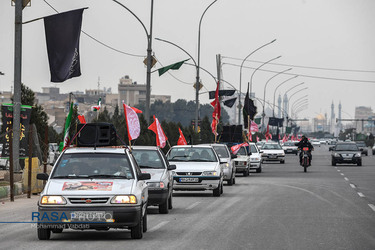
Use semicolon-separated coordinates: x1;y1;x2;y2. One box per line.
295;135;314;165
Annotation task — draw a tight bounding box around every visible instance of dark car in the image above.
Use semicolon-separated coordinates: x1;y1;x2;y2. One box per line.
331;142;362;166
355;141;368;156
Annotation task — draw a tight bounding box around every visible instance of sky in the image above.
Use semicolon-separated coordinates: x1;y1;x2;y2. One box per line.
0;0;374;124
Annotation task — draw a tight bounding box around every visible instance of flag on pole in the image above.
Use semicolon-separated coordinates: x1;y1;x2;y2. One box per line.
63;102;73;151
243;84;257;128
77;114;86;124
265;123;272;142
210;81;221;135
250;121;259;132
131;107;143;114
158;59;190;76
44;8;85;82
123;102;140;141
92;97;101;111
177;128;187;145
231;142;248;155
256;136;260;142
148;115;168;148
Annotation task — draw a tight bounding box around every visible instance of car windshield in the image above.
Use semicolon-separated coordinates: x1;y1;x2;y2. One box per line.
51;153;134;179
168;147;217;162
335;144;359;151
250;145;258;153
212;146;229;158
283;142;293;146
355;142;366;147
132;149;164;169
262;144;282;150
237;147;247;156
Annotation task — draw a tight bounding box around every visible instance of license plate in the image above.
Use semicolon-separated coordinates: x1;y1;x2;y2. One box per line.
179;178;199;183
287;149;292;152
269;155;277;159
70;211;112;222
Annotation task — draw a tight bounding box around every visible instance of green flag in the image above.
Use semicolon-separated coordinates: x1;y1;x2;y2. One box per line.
254;117;261;125
158;59;189;76
63;102;73;150
285;126;292;134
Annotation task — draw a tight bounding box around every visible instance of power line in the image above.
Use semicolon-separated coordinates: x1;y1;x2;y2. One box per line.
44;0;145;58
223;56;375;74
223;63;375;84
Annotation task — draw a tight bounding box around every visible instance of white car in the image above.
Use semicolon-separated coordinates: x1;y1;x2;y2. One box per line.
132;146;175;214
167;145;224;196
261;142;286;164
234;145;251;176
248;142;262;173
36;147;151;240
282;141;298;155
200;143;236;185
311;139;321;147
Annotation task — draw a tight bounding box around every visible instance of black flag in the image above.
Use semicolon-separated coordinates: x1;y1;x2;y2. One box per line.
44;9;85;82
243;86;257;128
223;97;237;108
209;90;236;99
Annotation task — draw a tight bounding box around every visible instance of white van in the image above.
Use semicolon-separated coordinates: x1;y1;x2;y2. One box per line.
36;146;150;240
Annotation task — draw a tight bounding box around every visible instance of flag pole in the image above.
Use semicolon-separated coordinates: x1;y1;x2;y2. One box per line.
214;114;218;143
248;115;250;142
128;139;132;152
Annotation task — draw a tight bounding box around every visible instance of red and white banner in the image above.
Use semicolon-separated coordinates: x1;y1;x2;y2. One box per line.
231;142;248;155
123;102;140;141
148;115;168;148
177;128;187;145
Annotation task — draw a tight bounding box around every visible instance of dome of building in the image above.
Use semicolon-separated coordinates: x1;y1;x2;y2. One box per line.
315;113;325;120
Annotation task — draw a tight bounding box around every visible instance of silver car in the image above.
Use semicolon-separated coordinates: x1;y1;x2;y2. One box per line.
132;146;175;214
167;145;224;197
200;144;236;185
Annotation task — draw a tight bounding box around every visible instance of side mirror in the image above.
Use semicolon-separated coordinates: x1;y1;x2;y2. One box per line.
259;151;263;154
168;165;176;170
37;173;49;180
360;148;363;151
139;173;151;180
248;152;252;156
231;154;237;159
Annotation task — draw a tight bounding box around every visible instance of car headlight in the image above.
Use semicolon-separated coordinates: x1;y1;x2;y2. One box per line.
171;171;176;176
278;153;285;156
147;182;165;188
40;195;66;205
334;153;340;157
251;157;260;161
202;171;218;176
355;153;361;157
111;195;137;204
224;163;230;168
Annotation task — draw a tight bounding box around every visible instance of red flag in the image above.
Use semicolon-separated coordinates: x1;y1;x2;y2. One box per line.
250;121;259;132
123;102;140;141
210;81;221;135
148;115;168;148
77;115;86;124
177;128;187;145
256;136;259;142
231;142;248;155
265;123;272;142
131;107;143;114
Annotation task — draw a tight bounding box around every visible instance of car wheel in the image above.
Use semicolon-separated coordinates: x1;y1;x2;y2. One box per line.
357;161;362;166
159;197;169;214
130;211;143;239
213;184;221;197
220;181;224;194
37;226;51;240
143;208;147;233
233;176;236;184
168;193;173;210
331;160;336;166
256;166;262;173
280;160;285;164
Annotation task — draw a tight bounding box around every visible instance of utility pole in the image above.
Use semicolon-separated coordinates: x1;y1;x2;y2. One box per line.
13;0;23;173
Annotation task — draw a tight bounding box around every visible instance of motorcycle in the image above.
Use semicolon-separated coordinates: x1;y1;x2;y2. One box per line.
301;147;310;172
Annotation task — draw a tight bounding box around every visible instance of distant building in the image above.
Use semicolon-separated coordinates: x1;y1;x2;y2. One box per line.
354;106;374;133
313;113;328;132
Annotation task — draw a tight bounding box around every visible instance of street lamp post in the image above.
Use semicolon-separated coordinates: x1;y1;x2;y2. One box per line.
112;0;154;123
287;87;308;115
272;75;298;117
291;95;308;112
261;68;292;132
249;56;281;96
238;39;276;125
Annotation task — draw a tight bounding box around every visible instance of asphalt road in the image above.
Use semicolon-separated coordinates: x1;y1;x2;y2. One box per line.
0;145;374;250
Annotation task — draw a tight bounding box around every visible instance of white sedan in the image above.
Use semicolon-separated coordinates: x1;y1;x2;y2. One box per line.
261;143;285;164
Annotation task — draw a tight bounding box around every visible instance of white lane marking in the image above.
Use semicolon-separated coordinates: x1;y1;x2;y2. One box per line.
148;221;169;232
186;201;201;210
335;167;338;169
368;204;375;212
340;173;344;176
350;184;356;189
337;170;341;172
344;177;349;181
357;192;365;197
